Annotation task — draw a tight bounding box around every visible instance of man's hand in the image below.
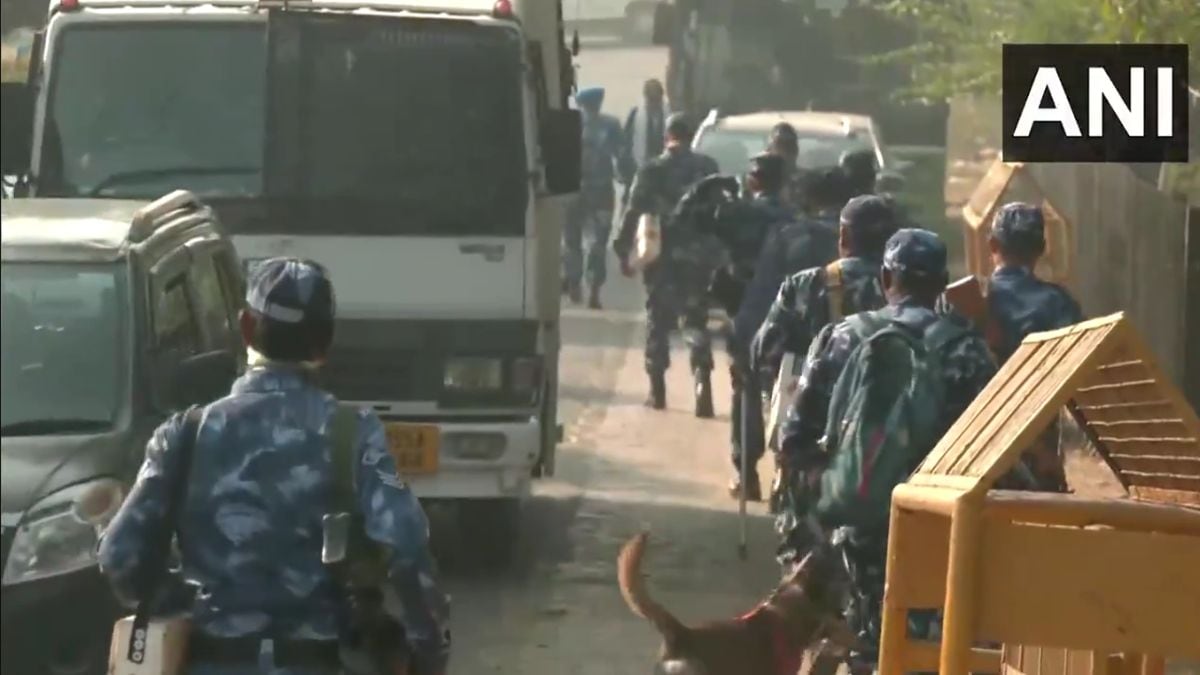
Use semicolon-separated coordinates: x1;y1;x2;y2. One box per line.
620;258;635;278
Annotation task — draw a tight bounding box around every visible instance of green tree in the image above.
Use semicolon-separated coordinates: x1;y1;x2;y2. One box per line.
876;0;1200;100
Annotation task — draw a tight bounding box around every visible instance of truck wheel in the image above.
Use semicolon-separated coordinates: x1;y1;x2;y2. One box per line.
622;2;655;45
457;498;520;570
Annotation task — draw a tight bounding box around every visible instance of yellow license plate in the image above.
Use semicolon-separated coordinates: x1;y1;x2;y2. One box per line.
385;424;440;475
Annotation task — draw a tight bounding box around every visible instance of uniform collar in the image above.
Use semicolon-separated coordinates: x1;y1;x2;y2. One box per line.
232;362;318;394
993;264;1034;279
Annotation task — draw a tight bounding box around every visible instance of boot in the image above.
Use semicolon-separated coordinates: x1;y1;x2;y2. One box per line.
728;468;763;502
693;368;714;419
587;284;602;310
567;281;583;305
645;371;666;410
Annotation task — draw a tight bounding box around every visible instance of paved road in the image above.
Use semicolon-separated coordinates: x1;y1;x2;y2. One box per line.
441;44;789;673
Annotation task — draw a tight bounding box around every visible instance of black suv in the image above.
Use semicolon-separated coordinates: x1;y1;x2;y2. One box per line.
1;190;245;675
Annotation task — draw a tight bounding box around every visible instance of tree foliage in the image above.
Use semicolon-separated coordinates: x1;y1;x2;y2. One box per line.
874;0;1200;101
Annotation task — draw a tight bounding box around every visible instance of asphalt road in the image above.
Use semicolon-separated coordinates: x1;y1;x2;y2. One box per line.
440;43;790;673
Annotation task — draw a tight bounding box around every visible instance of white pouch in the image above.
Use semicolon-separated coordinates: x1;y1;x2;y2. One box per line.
630;213;661;271
109;615;190;675
766;352;802;451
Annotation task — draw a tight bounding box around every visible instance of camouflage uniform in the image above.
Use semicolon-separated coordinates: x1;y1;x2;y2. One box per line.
614;141;720;379
727;199;838;482
986;203;1083;492
564;87;632;302
778;230;996;669
98;259;450;675
750;194;899;384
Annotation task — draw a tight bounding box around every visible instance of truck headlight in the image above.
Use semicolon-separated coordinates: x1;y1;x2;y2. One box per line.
2;478;125;586
443;357;503;392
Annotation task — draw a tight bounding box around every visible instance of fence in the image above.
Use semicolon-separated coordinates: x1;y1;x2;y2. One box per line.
945;96;1198;399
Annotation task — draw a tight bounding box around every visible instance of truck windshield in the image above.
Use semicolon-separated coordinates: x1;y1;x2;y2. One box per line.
39;23;266;200
1;263;128;435
263;15;529;237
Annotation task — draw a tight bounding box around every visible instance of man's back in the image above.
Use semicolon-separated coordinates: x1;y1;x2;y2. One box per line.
754;255;886;377
580;113;624;199
180;367;359;637
988;265;1083;363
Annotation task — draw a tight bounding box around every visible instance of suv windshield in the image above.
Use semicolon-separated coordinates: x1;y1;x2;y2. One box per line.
1;262;129;435
261;15;528;237
697;128;876;175
39;23;266;200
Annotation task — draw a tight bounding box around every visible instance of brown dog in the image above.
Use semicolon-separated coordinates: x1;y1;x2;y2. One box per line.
617;532;855;675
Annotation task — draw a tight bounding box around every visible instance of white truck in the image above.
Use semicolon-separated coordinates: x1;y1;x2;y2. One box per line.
1;0;580;565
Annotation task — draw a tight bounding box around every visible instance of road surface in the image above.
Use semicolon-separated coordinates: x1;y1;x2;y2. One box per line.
441;43;790;673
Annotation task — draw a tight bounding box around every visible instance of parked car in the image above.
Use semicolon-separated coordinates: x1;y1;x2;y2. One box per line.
1;190;245;675
561;0;657;43
692;109;907;188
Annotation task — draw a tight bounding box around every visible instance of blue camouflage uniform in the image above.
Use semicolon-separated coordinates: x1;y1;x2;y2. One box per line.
985;203;1083;492
564;87;632;299
614;127;721;378
986;203;1084;364
98;259;450;675
727;195;838;484
750;195;896;385
778;230;996;670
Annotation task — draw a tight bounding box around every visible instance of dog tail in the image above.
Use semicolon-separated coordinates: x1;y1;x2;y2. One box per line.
618;532;686;644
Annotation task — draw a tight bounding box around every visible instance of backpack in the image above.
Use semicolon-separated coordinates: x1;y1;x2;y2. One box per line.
815;313;971;531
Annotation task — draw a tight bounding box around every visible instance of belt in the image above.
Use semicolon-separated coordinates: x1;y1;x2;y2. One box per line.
188;634;340;667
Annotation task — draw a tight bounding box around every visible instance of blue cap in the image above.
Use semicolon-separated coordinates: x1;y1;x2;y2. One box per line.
991;202;1045;253
246;257;335;324
575;86;605;110
883;228;948;278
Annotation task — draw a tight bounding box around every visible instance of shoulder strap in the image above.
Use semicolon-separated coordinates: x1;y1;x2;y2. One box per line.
329;404;360;516
923;316;973;354
127;406;203;664
825;260;845;324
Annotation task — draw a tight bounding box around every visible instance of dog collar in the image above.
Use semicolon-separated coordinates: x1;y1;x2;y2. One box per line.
738;606;806;675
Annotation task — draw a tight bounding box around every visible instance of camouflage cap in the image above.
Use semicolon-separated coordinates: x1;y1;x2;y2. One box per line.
883;228;948;278
246;258;335;324
991;202;1046;253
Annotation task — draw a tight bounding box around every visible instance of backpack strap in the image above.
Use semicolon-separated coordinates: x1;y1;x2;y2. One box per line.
329;404;360;516
127;406;203;664
824;260;845;325
922;316;974;354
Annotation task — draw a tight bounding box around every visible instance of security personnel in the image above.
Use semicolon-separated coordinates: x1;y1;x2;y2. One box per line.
765;122;804;210
752;194;897;386
985;202;1084;491
839;148;877;198
777;230;996;671
614;112;721;414
726;153;839;500
565;86;632;309
98;258;451;675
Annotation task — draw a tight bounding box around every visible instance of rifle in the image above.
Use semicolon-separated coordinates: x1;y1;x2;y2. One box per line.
942;275;1003;356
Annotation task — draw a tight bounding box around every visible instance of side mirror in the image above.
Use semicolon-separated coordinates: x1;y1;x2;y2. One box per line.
1;82;34;177
651;2;676;46
876;170;906;193
172;350;238;408
542;108;581;195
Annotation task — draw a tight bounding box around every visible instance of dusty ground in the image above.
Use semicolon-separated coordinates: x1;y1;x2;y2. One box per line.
441;38;1197;675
